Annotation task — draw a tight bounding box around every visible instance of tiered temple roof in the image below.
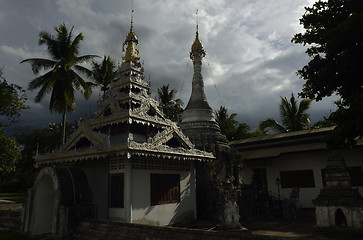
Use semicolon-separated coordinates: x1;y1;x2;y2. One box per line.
35;18;214;166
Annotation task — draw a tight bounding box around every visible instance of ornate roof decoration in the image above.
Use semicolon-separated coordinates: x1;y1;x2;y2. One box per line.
35;14;214;167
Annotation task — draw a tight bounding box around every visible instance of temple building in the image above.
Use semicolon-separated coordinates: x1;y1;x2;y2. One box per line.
23;16;214;237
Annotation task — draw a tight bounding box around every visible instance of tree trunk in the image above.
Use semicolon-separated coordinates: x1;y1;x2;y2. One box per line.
62;112;66;145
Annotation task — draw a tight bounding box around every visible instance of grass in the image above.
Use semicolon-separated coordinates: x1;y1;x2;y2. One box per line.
0;230;32;240
0;193;27;203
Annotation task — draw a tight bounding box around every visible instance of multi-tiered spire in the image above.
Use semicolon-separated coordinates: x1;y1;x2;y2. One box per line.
181;21;228;152
184;27;212;113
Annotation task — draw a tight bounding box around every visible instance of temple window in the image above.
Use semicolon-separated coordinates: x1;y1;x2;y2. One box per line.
280;169;315;188
109;174;124;208
150;174;180;205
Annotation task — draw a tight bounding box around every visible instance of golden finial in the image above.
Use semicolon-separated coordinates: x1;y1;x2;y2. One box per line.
122;5;140;63
191;9;205;58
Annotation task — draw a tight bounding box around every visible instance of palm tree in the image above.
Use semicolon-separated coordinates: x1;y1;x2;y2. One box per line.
259;93;312;133
91;56;118;100
21;23;98;145
157;84;183;122
215;106;239;140
215;106;264;140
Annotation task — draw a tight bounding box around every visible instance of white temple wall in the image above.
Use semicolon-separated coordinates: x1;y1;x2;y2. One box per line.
131;169;196;226
243;149;363;208
81;160;109;219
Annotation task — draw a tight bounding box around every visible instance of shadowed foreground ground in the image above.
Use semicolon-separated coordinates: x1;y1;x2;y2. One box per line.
1;205;363;240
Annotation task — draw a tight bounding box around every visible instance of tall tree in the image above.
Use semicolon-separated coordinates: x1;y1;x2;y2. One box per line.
0;67;28;125
21;23;98;145
292;0;363;147
259;93;312;133
157;84;183;122
91;56;118;100
0;68;25;190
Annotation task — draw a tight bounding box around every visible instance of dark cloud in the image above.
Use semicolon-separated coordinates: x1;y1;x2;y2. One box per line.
0;0;337;134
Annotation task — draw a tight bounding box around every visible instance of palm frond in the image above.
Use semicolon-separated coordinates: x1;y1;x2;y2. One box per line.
297;99;312;117
77;55;100;64
20;58;56;74
28;70;55;91
34;78;55;103
69;32;84;57
72;71;92;100
278;93;312;131
74;65;94;78
259;118;287;133
38;31;58;60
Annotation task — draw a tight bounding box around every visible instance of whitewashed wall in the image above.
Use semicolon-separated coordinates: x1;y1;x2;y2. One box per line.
243;148;363;208
131;169;196;226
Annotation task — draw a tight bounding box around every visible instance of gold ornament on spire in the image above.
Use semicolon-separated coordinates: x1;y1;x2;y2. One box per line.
190;9;206;59
122;9;140;63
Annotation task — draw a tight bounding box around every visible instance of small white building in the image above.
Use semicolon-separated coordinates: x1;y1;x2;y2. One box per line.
230;127;363;208
23;19;214;237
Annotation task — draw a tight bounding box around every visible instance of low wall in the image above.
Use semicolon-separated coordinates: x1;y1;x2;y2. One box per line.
0;204;23;231
73;220;270;240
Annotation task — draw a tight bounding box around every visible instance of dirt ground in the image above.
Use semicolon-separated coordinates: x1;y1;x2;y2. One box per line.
242;209;363;240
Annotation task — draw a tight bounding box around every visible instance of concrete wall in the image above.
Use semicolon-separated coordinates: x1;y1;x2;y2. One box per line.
243;149;363;208
81;160;109;219
131;169;196;226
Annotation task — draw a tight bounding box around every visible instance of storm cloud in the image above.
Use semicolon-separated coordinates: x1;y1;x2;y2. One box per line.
0;0;337;133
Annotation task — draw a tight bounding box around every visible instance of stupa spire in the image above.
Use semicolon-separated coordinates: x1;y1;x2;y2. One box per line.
180;11;228;153
183;13;213;119
122;9;140;64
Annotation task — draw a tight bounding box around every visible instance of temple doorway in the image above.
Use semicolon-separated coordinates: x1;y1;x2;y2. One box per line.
252;168;268;193
30;174;55;235
335;209;347;227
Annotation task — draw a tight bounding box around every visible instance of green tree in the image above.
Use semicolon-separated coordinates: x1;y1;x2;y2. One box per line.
0;68;26;191
0;68;28;124
215;106;263;140
91;56;118;100
0;127;22;189
292;0;363;147
21;23;98;145
13;122;76;191
259;93;312;133
157;84;183;122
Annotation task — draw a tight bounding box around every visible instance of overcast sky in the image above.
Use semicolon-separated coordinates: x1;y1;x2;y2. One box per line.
0;0;338;134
